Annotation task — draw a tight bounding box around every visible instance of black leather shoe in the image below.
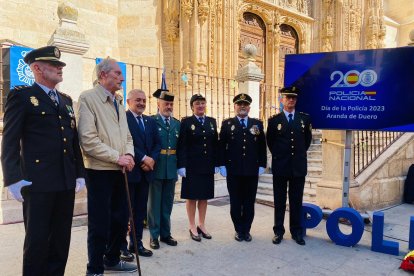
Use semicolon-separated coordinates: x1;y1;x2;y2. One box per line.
272;234;283;245
197;226;212;239
234;232;244;242
160;235;178;246
120;249;134;262
292;235;306;245
244;233;252;242
138;245;153;257
150;238;160;249
189;229;201;242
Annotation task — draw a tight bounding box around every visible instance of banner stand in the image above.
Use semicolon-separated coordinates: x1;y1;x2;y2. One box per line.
342;130;352;207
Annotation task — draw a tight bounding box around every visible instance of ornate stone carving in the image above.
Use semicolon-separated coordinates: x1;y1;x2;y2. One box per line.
198;0;209;25
181;0;193;20
57;2;78;22
49;2;89;55
164;0;180;42
279;0;311;16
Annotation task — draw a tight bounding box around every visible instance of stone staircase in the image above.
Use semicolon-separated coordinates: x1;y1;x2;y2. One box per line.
256;130;323;206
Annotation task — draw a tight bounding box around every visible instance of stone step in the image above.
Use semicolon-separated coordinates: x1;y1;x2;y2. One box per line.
308;166;322;178
309;144;321;151
308;150;322;159
308;158;322;166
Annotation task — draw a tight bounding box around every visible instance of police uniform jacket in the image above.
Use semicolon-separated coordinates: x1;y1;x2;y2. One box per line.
152;114;180;181
219;117;267;176
1;84;85;192
177;115;219;174
126;111;161;183
266;111;312;177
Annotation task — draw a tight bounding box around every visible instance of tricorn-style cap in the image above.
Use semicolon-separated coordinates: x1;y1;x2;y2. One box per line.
190;93;206;106
280;86;299;97
153;68;174;101
233;93;252;105
24;46;66;66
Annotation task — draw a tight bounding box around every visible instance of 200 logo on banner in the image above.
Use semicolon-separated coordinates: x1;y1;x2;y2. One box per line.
330;70;377;88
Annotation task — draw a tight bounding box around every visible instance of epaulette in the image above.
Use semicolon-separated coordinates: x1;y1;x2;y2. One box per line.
270;113;282;119
58;91;72;100
251;117;263;122
299;111;309;116
11;85;30;92
172;117;180;122
181;116;190;120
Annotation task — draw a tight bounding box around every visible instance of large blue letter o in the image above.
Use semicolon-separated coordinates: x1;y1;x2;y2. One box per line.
326;207;364;247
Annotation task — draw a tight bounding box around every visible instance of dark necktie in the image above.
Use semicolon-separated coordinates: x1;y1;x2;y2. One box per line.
240;118;246;128
137;115;145;132
165;117;170;128
113;98;119;118
288;113;293;124
48;90;58;106
198;117;204;125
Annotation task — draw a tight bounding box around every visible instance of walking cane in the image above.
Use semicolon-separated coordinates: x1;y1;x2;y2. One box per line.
123;169;142;276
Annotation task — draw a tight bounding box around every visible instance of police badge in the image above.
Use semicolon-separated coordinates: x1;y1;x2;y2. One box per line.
191;124;195;130
250;125;260;135
277;123;282;130
30;96;39;106
231;125;235;131
210;122;214;131
301;120;304;128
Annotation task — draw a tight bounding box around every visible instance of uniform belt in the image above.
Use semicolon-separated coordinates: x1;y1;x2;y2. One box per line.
160;149;176;155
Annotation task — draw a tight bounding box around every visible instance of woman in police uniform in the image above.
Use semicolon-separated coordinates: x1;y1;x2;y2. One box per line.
177;94;219;241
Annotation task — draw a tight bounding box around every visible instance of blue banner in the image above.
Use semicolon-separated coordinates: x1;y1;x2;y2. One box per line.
10;45;34;88
95;58;127;105
284;47;414;131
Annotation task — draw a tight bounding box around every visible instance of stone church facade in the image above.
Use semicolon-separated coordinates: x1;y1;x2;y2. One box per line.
0;0;413;223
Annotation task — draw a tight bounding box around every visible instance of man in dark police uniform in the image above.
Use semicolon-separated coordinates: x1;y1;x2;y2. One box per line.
266;86;312;246
219;93;267;242
1;46;85;275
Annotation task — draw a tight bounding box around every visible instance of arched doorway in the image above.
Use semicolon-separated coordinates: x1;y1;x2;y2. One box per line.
238;12;266;70
278;24;299;87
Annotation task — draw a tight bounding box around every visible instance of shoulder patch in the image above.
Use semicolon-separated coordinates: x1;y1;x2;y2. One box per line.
11;85;30;92
58;91;72;100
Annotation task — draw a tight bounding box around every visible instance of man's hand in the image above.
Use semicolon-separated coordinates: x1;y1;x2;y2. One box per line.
118;155;135;172
8;180;32;202
142;156;155;171
75;178;86;193
140;163;152;172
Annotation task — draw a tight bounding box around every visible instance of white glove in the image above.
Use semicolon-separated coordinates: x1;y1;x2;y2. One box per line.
8;180;32;202
177;168;186;177
258;167;265;176
214;167;220;174
219;166;227;177
75;178;86;193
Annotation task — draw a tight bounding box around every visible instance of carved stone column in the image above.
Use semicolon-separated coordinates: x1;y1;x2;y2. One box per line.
235;44;264;119
49;2;89;101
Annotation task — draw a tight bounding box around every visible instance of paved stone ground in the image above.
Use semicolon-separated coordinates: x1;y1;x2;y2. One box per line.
0;198;411;276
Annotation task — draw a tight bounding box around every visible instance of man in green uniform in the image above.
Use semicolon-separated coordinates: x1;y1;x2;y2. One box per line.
147;87;180;249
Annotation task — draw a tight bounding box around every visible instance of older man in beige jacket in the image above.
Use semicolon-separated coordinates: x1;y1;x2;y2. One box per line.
77;58;137;275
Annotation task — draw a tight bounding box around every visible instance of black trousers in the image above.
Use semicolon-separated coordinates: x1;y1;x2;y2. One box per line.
22;189;75;276
226;174;258;234
122;178;149;249
86;169;128;274
272;175;305;237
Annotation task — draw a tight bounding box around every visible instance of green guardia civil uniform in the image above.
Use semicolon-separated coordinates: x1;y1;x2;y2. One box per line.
147;113;180;240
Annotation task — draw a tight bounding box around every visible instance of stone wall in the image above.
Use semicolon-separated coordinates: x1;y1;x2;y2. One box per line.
350;133;414;211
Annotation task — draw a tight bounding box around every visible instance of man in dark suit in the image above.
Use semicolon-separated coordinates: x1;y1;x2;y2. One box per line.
219;93;267;242
266;86;312;246
122;89;161;258
1;46;85;276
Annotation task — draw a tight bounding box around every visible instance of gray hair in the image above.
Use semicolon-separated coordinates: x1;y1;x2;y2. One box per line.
127;89;145;100
96;57;118;80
